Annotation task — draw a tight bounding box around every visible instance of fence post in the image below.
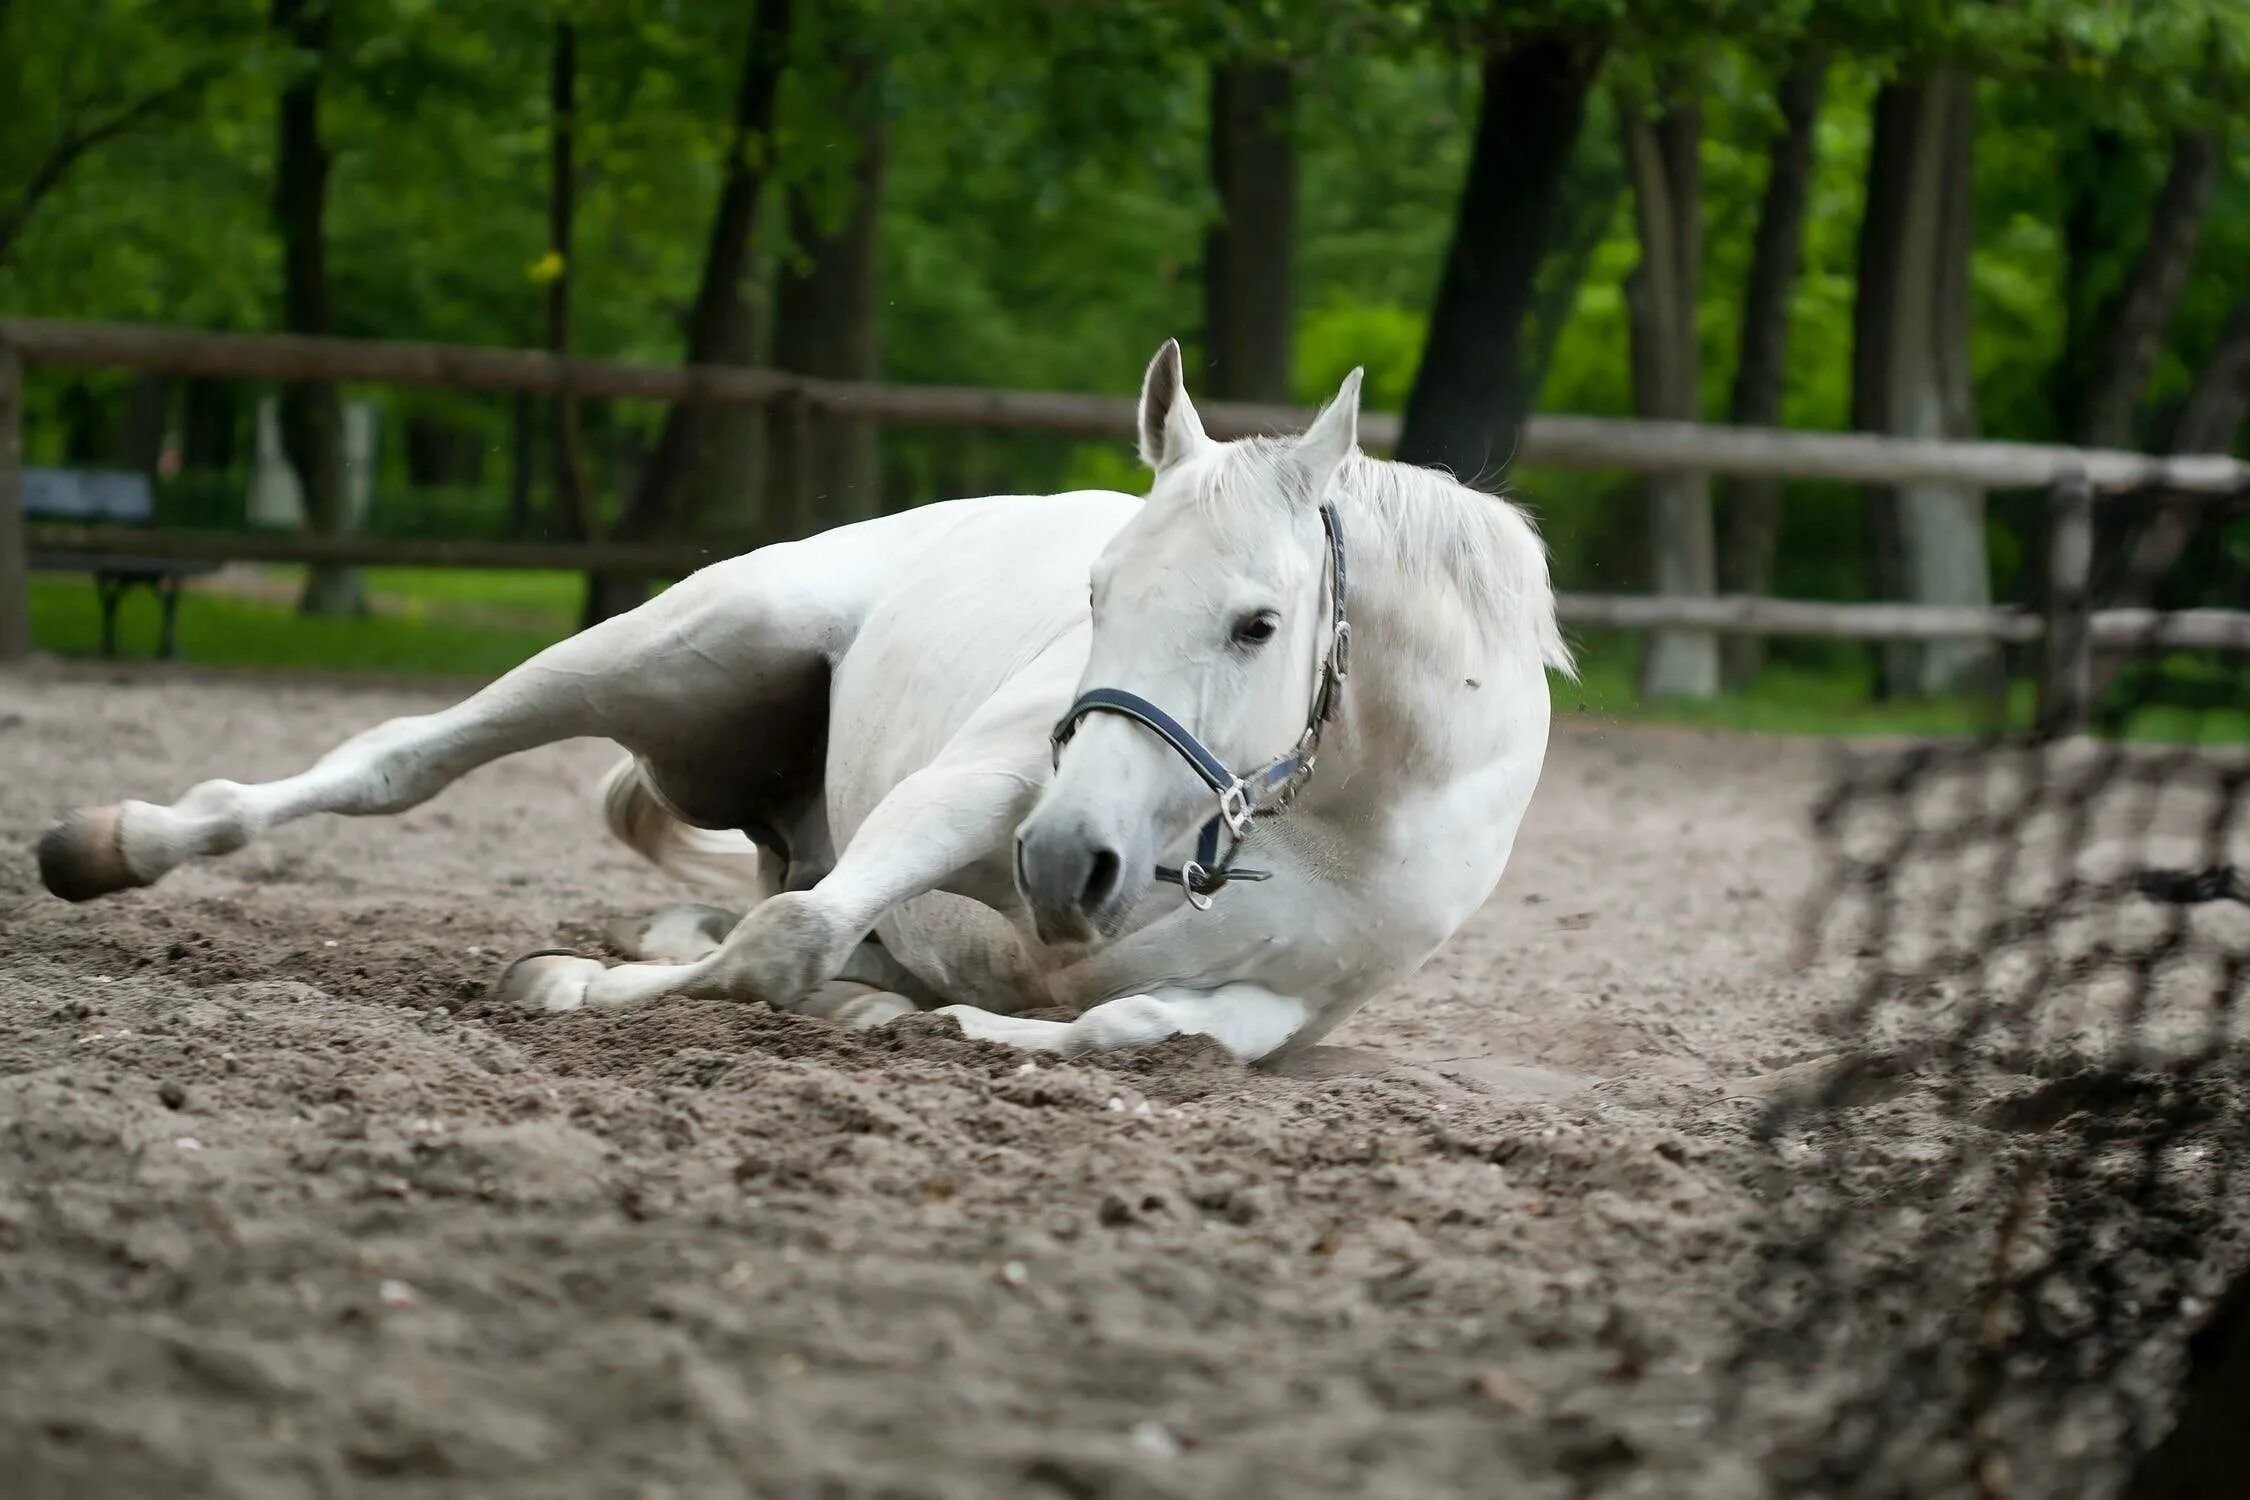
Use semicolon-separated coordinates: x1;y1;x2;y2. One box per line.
2036;470;2094;736
0;336;30;662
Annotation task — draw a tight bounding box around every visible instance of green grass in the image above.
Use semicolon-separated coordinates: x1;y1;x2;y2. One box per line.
30;575;567;678
28;573;2247;743
1562;630;2250;744
290;566;587;621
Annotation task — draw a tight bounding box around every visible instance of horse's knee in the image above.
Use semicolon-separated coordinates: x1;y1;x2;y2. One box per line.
701;890;859;1008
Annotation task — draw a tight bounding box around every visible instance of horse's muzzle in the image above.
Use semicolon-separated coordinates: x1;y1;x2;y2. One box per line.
1014;811;1143;945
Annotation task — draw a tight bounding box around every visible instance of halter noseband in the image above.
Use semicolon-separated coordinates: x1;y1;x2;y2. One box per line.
1049;500;1351;910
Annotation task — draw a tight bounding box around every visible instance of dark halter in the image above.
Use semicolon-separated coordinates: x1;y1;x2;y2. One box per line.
1050;500;1351;910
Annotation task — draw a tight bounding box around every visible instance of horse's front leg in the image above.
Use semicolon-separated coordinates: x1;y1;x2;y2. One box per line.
582;901;935;1029
936;983;1312;1064
498;686;1053;1016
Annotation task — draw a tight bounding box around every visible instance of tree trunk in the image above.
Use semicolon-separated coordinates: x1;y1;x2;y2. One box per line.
2087;297;2250;700
1397;33;1605;480
1201;63;1296;403
272;0;359;617
180;379;240;472
2066;132;2218;449
2049;120;2220;653
1719;62;1823;686
679;287;763;538
60;383;103;464
506;390;534;537
1852;73;1990;698
118;375;170;478
1622;100;1717;700
544;20;603;630
403;417;482;487
1519;146;1624;406
769;21;884;538
588;0;793;622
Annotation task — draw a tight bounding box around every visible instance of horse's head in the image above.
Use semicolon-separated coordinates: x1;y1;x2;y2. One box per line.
1016;339;1362;944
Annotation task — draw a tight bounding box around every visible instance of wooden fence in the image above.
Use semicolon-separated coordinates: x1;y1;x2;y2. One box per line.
4;318;2249;730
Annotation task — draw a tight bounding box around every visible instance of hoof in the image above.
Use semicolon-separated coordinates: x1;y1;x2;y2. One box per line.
800;980;919;1030
602;903;735;963
494;950;607;1014
37;807;141;903
834;992;918;1030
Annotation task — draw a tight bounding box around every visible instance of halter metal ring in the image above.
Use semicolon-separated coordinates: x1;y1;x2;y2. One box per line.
1178;861;1216;911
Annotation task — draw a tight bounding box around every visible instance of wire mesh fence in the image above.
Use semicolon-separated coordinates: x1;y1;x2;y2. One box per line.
1726;489;2250;1499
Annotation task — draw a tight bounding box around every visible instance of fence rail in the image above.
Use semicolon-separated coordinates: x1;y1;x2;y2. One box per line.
20;523;721;577
28;522;2250;652
3;319;2248;728
8;317;2250;495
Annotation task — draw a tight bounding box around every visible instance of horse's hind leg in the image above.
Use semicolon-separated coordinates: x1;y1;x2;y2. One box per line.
37;679;596;901
36;550;837;901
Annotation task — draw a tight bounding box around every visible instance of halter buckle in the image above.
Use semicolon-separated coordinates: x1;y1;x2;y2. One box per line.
1218;781;1253;837
1178;861;1216;911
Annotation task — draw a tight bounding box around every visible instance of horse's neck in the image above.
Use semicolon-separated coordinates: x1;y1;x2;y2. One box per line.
1312;546;1533;815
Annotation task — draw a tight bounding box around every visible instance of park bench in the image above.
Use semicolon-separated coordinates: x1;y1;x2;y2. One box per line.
26;466;217;659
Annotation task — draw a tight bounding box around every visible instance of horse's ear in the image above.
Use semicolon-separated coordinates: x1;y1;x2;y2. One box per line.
1138;339;1210;470
1294;367;1362;494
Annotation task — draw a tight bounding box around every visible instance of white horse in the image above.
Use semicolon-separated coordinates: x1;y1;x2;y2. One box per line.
35;342;1571;1063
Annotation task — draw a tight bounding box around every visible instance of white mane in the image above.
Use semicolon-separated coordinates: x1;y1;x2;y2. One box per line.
1190;440;1576;678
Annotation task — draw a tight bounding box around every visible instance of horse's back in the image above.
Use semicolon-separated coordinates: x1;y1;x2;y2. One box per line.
826;490;1135;803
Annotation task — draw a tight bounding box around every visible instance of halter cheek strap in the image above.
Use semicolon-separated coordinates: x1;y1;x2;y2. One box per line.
1049;500;1350;910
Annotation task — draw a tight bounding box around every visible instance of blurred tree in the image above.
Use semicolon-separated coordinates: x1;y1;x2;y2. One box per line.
1518;133;1622;414
1853;72;1989;698
1621;81;1717;699
592;0;795;621
545;14;594;544
768;0;885;534
1397;27;1605;479
1202;61;1296;402
0;0;232;269
1718;60;1823;686
2057;131;2219;450
2;0;2247;711
271;0;362;617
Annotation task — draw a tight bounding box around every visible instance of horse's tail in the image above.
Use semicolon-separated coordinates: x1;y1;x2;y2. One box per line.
596;755;766;895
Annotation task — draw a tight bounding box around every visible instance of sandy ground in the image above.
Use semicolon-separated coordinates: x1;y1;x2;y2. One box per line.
1;662;2242;1499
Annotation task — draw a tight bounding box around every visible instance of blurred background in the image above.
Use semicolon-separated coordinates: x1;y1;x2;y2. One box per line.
1;0;2245;735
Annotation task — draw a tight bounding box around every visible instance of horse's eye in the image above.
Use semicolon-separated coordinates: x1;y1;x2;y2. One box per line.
1232;610;1281;647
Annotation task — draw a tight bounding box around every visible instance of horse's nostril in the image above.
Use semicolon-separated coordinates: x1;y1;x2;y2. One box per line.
1079;847;1123;914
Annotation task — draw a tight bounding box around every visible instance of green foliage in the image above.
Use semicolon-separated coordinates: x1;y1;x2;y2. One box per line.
6;0;2250;718
1296;300;1425;410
